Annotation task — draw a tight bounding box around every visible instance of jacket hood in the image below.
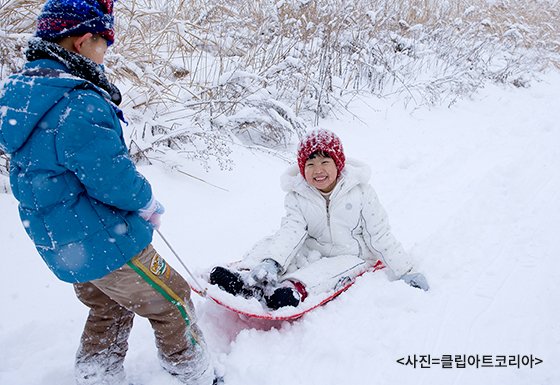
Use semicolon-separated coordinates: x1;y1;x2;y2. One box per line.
0;60;85;154
280;157;372;194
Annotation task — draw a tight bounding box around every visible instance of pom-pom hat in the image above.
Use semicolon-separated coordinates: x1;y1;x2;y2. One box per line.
35;0;115;46
297;129;345;177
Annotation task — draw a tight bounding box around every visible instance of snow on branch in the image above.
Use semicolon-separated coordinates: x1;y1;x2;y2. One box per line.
1;0;559;169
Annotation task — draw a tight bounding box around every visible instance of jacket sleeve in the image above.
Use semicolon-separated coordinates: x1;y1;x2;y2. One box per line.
55;90;152;211
361;184;413;277
262;192;309;273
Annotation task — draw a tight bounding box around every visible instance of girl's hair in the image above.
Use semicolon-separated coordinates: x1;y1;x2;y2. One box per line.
306;151;333;162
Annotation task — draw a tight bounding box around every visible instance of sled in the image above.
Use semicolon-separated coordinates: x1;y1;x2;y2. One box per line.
191;260;385;320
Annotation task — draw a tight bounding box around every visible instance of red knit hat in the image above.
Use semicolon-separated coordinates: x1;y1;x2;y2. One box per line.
297;129;345;176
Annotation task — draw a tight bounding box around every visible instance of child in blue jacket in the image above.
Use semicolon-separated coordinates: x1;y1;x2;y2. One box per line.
0;1;214;384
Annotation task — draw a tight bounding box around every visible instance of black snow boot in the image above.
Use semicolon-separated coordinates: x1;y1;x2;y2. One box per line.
210;266;246;296
265;287;301;310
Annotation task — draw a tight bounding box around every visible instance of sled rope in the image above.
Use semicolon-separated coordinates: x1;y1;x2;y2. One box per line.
156;229;208;298
177;169;229;192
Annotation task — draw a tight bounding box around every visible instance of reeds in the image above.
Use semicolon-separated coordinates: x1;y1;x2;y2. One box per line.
1;0;559;170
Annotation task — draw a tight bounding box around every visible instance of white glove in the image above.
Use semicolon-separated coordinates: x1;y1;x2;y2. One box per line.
249;259;281;287
400;268;429;291
138;196;165;230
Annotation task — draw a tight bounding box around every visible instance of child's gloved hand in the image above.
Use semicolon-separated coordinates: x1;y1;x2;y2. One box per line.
249;259;281;287
400;268;429;291
138;196;165;230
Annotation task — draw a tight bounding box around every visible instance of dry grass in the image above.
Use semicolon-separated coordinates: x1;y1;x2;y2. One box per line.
1;0;559;168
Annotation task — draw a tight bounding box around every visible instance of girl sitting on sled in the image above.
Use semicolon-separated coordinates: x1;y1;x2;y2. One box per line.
211;129;428;310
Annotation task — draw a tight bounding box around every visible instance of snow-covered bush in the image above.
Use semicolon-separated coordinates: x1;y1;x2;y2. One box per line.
1;0;559;169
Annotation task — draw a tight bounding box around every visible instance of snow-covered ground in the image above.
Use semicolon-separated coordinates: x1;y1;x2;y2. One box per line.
1;71;559;385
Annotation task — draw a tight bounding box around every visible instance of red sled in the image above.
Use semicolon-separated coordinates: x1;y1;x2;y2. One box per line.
191;260;385;320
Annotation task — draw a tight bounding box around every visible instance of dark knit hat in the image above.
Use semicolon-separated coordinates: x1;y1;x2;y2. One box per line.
35;0;115;46
297;129;345;176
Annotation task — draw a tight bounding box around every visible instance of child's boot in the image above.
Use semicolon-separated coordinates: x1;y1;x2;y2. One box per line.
265;287;301;310
210;266;246;296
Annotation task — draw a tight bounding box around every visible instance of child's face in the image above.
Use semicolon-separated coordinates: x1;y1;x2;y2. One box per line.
79;34;108;64
304;154;338;193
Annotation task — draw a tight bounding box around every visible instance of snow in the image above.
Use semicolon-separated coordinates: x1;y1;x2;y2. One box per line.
1;71;559;384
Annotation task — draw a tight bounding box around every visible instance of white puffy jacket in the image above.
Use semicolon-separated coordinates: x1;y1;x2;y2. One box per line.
258;158;413;278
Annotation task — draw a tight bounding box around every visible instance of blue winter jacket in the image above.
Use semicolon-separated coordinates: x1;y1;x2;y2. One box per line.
0;59;153;283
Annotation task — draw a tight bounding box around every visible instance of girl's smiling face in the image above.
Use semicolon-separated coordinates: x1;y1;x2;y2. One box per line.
304;153;338;193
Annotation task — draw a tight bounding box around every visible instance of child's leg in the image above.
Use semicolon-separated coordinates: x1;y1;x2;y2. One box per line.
282;255;370;296
236;235;308;273
236;235;274;269
80;244;213;385
73;281;133;385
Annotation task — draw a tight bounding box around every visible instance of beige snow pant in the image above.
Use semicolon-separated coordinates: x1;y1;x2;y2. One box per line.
73;244;211;385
